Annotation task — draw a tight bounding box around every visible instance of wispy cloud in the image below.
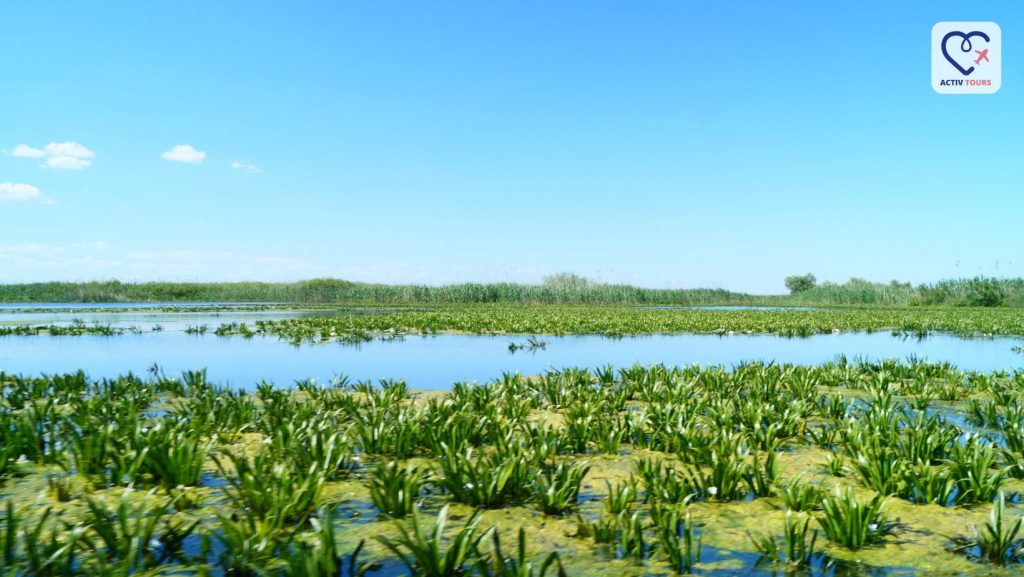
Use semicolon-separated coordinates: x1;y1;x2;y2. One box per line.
0;183;56;204
11;141;95;170
0;242;118;278
162;144;206;164
230;161;261;173
0;242;109;256
127;250;233;260
11;144;46;158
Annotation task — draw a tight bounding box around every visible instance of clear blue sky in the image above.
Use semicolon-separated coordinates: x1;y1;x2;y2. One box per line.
1;2;1020;293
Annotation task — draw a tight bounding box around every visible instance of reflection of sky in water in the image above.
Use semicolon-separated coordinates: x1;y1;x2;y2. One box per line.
0;329;1020;390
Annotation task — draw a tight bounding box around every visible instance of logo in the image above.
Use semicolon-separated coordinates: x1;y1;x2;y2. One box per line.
932;22;1000;94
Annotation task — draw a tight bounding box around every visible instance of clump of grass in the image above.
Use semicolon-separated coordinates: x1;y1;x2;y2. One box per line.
437;445;533;508
46;474;76;502
138;423;210;488
966;493;1024;565
283;512;375;577
368;461;429;518
775;477;824;511
376;505;487;577
475;527;567;577
654;507;701;574
604;478;638;515
818;487;890;550
683;449;749;502
948;441;1009;505
215;449;326;527
637;458;691;504
82;491;199;573
577;511;648;560
748;510;817;567
533;462;591;515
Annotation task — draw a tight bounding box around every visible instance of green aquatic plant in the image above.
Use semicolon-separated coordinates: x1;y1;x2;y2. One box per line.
283;513;374;577
82;491;198;572
437;445;533;508
775;477;824;511
376;505;487;577
271;420;357;480
609;511;648;560
138;423;210;488
683;449;748;502
214;508;287;576
748;510;817;567
818;487;889;550
898;463;957;506
745;450;779;498
604;477;638;515
368;460;429;518
352;405;421;458
968;493;1024;565
1;502;15;573
655;508;701;574
215;449;326;527
637;458;691;504
947;441;1009;505
475;527;567;577
533;461;591;515
849;446;906;496
824;453;845;477
46;473;76;502
21;512;89;577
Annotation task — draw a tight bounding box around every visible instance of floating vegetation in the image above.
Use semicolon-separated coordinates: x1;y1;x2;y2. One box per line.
508;336;548;353
205;305;1024;342
0;322;125;336
1;360;1024;574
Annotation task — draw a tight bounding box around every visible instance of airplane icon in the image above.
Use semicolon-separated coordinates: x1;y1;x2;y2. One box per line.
974;49;990;65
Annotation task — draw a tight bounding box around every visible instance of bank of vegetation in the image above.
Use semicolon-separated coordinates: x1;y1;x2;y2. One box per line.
0;274;1021;307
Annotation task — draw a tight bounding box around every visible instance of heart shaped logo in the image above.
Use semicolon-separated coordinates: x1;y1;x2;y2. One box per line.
941;30;990;76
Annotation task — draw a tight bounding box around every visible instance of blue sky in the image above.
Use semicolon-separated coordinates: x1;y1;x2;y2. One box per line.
1;2;1021;293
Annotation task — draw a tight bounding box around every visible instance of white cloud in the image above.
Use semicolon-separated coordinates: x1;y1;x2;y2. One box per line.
230;161;261;173
0;183;55;204
162;144;206;164
47;156;91;170
12;144;45;158
10;141;95;169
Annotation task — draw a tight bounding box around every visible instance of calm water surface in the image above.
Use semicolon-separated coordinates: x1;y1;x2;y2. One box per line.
0;326;1020;389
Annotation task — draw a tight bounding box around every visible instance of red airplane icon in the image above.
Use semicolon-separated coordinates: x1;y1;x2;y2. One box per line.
974;49;990;65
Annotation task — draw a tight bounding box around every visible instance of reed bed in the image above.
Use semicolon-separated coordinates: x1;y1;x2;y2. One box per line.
3;275;1023;306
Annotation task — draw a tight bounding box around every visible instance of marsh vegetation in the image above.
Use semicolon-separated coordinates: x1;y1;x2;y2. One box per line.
3;360;1024;575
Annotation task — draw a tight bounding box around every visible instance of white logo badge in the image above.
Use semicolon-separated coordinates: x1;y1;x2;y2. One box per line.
932;22;1001;94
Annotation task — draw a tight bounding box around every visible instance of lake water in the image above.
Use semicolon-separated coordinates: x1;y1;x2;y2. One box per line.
0;321;1020;389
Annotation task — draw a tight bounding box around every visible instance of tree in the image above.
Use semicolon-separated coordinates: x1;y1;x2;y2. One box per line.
784;274;817;294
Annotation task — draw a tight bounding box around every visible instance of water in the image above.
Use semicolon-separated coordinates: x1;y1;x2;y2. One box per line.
0;306;358;330
631;305;818;311
0;301;287;311
0;327;1020;390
